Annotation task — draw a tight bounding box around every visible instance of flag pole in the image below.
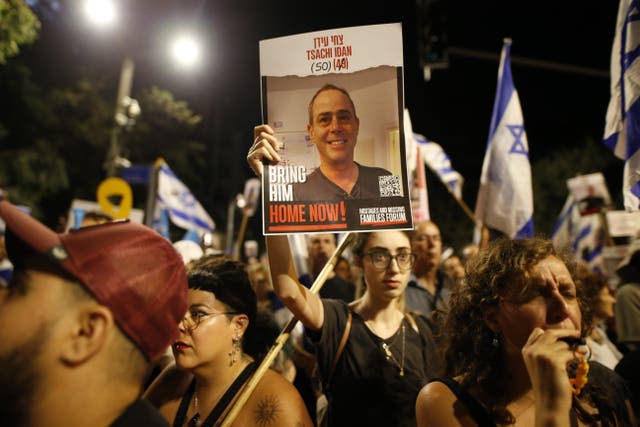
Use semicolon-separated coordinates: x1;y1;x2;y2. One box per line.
144;158;164;227
599;211;616;247
232;212;250;260
453;194;476;224
218;232;355;427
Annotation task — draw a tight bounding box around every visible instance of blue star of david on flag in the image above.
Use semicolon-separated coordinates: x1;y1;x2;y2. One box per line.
507;125;529;157
475;39;534;238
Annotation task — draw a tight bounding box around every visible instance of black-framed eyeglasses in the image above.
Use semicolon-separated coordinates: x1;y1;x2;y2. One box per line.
363;250;416;271
180;310;240;331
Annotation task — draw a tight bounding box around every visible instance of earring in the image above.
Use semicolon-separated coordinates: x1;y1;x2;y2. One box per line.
229;335;241;366
491;332;500;348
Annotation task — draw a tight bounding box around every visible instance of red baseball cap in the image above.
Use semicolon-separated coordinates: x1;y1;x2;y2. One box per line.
0;197;188;362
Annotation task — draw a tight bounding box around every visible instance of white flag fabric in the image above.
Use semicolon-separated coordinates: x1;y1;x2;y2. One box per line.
403;109;430;222
603;0;640;211
573;214;606;275
475;39;534;238
414;134;464;200
551;195;581;251
551;197;606;275
156;162;215;235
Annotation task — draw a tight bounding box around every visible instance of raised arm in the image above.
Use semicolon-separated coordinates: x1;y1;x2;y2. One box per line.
265;235;324;331
247;125;324;331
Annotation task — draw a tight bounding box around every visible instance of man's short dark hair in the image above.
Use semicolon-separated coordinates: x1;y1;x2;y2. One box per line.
307;84;358;125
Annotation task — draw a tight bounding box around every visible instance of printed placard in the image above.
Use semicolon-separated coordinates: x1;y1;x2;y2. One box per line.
259;23;412;234
566;173;612;216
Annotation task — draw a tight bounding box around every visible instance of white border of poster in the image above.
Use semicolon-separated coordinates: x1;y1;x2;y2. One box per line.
259;23;412;235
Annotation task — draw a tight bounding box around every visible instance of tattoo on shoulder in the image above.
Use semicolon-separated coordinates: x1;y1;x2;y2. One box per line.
254;394;280;427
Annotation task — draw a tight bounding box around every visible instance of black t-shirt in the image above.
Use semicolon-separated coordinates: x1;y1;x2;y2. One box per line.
293;163;392;201
299;274;355;303
307;299;442;427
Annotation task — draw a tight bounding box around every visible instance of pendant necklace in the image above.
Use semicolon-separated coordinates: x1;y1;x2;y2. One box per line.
382;322;406;377
188;393;200;427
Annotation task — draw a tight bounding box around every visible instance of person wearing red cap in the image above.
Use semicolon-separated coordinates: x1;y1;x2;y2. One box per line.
0;194;188;427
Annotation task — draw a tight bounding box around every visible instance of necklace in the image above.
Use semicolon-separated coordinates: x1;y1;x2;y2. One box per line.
187;390;200;427
379;323;406;376
188;393;200;427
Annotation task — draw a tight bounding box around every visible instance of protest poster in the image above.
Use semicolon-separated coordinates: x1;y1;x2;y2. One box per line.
606;210;640;237
259;23;413;234
566;173;612;216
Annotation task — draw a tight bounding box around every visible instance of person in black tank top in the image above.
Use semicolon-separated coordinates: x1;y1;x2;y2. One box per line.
144;256;312;427
416;237;635;427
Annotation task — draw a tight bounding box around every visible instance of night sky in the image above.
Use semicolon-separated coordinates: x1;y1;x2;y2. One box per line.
19;0;622;247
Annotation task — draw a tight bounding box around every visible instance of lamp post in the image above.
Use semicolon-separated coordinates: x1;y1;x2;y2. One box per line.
104;56;138;177
83;0;203;177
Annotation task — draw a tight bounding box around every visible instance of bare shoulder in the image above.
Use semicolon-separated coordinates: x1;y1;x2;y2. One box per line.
416;381;473;427
234;369;313;427
143;362;193;407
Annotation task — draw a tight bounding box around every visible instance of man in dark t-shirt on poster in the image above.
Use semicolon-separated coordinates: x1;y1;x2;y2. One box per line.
294;84;391;201
249;84;392;202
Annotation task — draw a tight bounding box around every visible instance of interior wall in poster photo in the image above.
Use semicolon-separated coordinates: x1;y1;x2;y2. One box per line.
259;23;413;234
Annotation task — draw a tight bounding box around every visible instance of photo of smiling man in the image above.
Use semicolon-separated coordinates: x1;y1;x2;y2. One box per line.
293;84;392;201
254;24;412;234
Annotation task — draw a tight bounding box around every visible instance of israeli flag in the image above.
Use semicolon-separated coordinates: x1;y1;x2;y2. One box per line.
475;38;534;238
573;214;606;275
414;134;464;200
551;197;606;274
150;203;170;240
603;0;640;211
156;162;215;235
551;195;581;251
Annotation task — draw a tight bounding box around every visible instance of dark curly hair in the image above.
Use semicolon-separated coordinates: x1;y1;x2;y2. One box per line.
574;263;606;335
441;237;594;425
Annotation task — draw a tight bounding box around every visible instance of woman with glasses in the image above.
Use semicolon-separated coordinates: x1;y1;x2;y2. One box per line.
144;256;312;427
266;231;442;427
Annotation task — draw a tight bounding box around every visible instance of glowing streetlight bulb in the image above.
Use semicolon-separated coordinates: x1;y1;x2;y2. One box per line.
171;35;201;68
85;0;117;28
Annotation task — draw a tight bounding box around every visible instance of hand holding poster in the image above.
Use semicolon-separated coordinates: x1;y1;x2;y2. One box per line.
257;23;412;234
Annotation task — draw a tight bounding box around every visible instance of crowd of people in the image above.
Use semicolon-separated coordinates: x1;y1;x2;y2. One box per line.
1;105;640;426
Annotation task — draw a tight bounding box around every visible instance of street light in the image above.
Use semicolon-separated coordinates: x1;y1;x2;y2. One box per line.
84;0;117;28
170;34;202;69
83;0;203;176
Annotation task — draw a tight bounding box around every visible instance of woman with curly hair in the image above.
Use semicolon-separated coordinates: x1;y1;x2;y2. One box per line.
416;237;635;426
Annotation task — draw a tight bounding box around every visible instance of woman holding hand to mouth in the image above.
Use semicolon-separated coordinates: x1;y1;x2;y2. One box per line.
416;237;635;427
265;231;441;427
145;257;312;427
